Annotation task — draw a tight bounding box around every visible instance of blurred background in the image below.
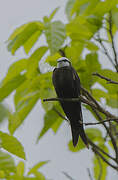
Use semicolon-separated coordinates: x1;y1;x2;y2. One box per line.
0;0;118;179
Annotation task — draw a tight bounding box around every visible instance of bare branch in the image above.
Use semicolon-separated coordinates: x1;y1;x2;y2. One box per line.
82;118;118;126
43;95;117;119
93;34;115;67
88;138;116;162
93;72;118;85
92;147;118;171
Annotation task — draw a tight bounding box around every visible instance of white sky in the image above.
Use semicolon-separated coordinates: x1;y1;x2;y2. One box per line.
0;0;118;179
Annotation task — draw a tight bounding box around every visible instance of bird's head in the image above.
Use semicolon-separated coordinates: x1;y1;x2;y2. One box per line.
57;57;71;68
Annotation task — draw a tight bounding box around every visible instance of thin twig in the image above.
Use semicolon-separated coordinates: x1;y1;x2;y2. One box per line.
109;12;118;72
92;147;118;171
82;118;118;126
87;168;93;180
81;87;117;119
93;72;118;84
93;34;115;67
43;96;117;119
88;138;116;161
91;108;118;162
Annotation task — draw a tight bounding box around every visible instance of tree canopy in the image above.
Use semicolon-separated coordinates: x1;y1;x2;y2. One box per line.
0;0;118;179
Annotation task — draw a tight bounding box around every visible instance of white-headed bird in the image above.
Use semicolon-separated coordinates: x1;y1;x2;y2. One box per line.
52;57;88;148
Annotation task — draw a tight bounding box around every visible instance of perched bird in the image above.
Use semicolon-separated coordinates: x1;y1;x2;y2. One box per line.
52;57;88;148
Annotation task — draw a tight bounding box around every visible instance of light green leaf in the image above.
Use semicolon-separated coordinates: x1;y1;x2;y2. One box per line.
68;138;85;152
26;46;48;78
86;53;101;72
0;103;10;123
45;21;66;54
92;89;108;101
0;74;26;102
68;128;103;152
9;93;39;134
93;153;107;180
8;22;44;55
65;0;76;21
28;161;49;175
45;53;61;66
107;95;118;108
51;117;63;133
86;41;99;51
16;161;25;177
2;59;27;85
86;128;103;142
0;131;26;159
37;109;60;141
24;30;42;54
0;150;16;173
93;0;118;16
49;7;60;21
66;16;93;40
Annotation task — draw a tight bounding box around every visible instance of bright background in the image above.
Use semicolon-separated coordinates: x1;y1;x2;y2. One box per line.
0;0;118;179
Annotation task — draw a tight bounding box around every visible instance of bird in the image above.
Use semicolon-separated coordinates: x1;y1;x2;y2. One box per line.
52;57;89;148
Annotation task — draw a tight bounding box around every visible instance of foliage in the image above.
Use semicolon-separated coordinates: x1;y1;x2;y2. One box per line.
0;0;118;179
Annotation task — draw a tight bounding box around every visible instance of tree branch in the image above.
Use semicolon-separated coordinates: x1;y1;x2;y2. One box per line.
93;34;115;67
88;138;116;162
92;147;118;171
108;12;118;72
43;95;117;119
93;73;118;84
82;118;118;126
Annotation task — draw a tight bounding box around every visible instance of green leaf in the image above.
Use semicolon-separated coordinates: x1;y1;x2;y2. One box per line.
0;131;26;159
8;75;43;134
24;31;42;54
51;117;63;133
93;0;118;16
92;89;108;101
79;53;101;89
37;109;61;141
26;46;48;78
28;161;49;175
2;59;27;85
0;150;16;173
66;16;93;41
8;22;44;55
0;74;26;102
86;53;101;73
106;94;118;108
0;103;10;123
9;93;39;134
48;7;60;21
65;0;76;21
85;41;99;51
93;154;107;180
68;138;85;152
65;43;84;65
16;161;25;177
86;128;103;142
45;53;61;66
68;128;103;152
45;21;66;54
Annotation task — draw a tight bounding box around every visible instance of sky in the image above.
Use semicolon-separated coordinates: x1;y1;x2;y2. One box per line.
0;0;118;180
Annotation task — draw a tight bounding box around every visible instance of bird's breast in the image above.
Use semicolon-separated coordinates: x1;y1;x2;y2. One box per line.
53;67;75;98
